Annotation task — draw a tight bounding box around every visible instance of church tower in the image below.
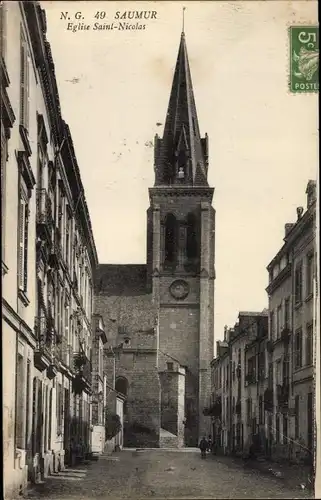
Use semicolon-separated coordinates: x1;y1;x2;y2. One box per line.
147;31;216;445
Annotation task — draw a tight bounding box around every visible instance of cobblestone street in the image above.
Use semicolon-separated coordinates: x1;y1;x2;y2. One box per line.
25;450;313;500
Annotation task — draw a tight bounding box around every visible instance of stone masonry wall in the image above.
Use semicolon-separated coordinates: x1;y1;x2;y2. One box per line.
115;350;161;447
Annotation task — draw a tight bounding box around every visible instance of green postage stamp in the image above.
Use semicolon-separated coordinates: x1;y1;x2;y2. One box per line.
289;26;319;93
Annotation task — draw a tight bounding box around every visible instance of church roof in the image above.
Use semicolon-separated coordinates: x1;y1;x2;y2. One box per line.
95;264;148;296
154;32;209;187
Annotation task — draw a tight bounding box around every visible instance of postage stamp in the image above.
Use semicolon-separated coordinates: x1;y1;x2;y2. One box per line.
289;26;319;93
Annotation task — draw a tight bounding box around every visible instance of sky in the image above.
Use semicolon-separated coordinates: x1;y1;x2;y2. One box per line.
42;1;318;345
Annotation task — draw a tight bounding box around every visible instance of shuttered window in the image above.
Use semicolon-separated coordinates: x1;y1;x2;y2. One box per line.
20;28;30;131
18;182;29;292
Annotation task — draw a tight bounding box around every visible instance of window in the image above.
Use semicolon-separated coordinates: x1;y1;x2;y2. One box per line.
295;396;300;439
246;398;252;423
306;253;314;297
44;385;48;452
259;396;264;424
270;310;275;340
66;211;72;267
284;297;290;328
294;329;303;369
276;305;282;339
1;122;8;263
275;359;282;385
56;383;63;436
164;214;177;266
186;213;198;261
283;357;289;384
268;363;273;390
276;414;280;443
48;389;52;450
18;182;29;293
247;356;256;381
295;263;303;304
258;351;265;379
306;323;313;366
307;393;313;451
20;28;30;131
64;301;69;340
283;415;288;444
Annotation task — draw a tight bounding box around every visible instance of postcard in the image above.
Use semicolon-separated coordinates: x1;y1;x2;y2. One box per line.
1;1;319;499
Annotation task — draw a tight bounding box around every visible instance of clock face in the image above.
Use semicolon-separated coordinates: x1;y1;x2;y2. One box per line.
169;280;189;300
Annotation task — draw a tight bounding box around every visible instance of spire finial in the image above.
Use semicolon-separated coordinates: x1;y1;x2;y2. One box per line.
182;7;186;34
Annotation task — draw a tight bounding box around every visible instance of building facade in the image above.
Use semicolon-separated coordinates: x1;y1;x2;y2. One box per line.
95;31;215;448
209;181;317;467
208;312;268;456
1;3;99;497
266;180;316;464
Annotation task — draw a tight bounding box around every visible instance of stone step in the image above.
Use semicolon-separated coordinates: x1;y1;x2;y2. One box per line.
159;428;179;449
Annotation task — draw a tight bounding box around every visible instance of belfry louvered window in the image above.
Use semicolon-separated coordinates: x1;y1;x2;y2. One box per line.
20;28;30;131
164;213;177;266
186;213;198;260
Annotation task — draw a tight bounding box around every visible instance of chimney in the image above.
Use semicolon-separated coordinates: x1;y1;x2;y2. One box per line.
284;223;294;236
224;325;228;342
296;206;304;220
306;180;316;208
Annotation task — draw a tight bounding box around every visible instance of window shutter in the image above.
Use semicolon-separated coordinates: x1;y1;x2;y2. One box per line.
23;203;29;291
18;198;25;289
20;31;26;127
1;126;6;256
25;51;30;130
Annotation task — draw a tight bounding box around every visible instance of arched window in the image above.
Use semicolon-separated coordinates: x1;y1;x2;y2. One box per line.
115;377;128;398
164;214;177;266
186;213;198;260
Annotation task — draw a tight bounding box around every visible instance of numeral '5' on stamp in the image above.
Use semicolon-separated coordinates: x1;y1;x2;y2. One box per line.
289;26;319;93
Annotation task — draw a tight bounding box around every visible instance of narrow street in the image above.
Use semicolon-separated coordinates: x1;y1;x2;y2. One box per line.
25;450;312;500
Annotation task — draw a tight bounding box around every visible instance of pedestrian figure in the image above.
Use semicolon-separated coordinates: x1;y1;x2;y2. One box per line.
199;436;208;459
207;435;213;453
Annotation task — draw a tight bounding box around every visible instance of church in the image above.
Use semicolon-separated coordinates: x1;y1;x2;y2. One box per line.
94;30;216;448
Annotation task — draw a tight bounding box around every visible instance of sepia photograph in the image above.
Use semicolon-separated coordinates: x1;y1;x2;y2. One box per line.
1;1;319;499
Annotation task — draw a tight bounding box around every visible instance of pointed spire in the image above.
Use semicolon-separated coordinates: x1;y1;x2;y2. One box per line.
182;7;186;34
154;30;209;186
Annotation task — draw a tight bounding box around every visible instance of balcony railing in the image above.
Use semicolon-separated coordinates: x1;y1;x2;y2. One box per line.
73;352;92;382
34;316;53;371
36;188;53;228
49;230;62;269
203;397;222;417
72;351;92;395
245;372;257;385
